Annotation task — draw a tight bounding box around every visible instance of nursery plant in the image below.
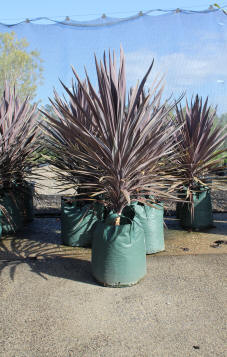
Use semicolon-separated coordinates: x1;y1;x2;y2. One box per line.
42;81;102;247
43;47;183;286
0;83;41;232
173;95;227;229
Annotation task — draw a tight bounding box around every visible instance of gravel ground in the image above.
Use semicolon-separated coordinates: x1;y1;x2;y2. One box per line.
0;253;226;357
163;188;227;215
32;166;227;215
0;165;226;357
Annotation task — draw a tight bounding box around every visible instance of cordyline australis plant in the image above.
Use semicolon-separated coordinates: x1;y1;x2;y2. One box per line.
173;95;227;194
0;82;41;189
42;48;183;217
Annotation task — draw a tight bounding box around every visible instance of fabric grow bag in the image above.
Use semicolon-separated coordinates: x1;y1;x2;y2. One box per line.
0;190;23;234
123;202;164;254
61;197;102;247
179;186;213;229
133;202;165;254
0;210;2;238
91;213;146;287
176;202;182;219
15;183;34;223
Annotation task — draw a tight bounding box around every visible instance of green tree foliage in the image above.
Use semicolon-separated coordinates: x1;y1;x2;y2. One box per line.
0;31;43;100
214;3;227;14
43;104;58;120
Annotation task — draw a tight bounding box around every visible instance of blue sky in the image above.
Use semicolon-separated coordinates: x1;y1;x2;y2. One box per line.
1;0;226;22
0;1;227;113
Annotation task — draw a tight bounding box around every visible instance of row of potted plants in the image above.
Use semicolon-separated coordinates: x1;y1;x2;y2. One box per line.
0;84;42;236
0;48;226;286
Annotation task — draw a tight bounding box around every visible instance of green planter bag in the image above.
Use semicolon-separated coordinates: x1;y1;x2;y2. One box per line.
123;202;164;254
61;197;102;247
91;212;146;287
0;210;2;238
176;202;182;219
179;186;213;229
15;182;34;223
133;202;165;254
0;190;23;234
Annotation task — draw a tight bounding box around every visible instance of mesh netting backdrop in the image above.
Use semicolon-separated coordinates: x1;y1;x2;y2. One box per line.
0;9;227;113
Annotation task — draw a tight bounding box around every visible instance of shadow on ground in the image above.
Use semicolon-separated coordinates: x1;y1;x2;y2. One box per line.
0;214;226;283
21;217;62;244
0;253;96;285
165;213;227;236
0;236;95;285
0;217;95;284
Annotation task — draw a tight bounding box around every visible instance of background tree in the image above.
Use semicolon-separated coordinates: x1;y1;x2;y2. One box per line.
214;3;227;14
43;104;59;120
0;31;43;100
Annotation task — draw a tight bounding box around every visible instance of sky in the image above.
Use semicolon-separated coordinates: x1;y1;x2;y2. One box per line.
0;1;227;114
0;0;227;22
